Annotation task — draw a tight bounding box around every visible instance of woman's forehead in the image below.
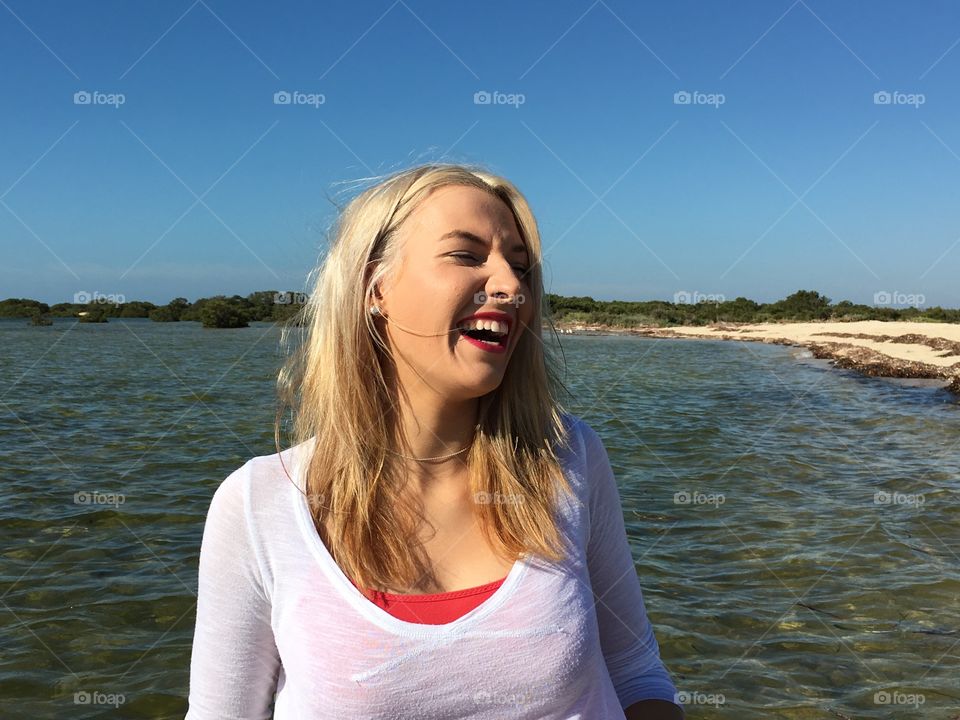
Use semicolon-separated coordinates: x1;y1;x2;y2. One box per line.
407;185;522;243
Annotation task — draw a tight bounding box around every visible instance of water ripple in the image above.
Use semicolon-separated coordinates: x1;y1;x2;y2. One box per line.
1;322;958;717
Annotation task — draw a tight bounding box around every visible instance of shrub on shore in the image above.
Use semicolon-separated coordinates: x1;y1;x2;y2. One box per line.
78;308;108;323
545;291;960;327
199;299;249;329
29;311;53;326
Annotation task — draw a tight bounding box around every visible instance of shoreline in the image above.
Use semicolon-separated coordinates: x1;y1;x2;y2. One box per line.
554;320;960;394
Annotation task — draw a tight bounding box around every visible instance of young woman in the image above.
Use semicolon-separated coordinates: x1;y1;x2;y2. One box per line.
186;164;684;719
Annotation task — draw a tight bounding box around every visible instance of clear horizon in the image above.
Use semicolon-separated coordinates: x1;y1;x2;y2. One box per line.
2;1;958;308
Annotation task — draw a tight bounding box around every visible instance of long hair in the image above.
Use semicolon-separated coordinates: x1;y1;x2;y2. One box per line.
275;163;574;593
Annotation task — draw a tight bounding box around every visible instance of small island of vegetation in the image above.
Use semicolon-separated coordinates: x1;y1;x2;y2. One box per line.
0;291;306;328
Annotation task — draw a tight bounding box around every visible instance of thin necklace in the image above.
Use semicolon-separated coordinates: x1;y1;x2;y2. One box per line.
384;423;480;463
386;443;472;463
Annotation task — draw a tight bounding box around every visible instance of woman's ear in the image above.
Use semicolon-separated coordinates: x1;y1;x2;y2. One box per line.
373;272;394;316
364;261;386;315
367;288;393;321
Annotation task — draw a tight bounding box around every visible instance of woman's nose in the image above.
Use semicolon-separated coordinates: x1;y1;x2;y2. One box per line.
483;255;523;305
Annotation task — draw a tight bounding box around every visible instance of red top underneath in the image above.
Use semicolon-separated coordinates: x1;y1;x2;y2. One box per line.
349;576;508;625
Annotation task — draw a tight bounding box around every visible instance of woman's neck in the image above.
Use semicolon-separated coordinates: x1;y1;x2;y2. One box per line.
396;394;478;459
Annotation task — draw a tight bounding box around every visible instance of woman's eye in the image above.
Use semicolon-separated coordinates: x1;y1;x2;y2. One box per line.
450;253;529;275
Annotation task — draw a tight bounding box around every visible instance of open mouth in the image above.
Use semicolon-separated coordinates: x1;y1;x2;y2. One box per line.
456;319;509;351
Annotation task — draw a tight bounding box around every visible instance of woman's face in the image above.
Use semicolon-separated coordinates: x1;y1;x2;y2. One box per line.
375;184;533;402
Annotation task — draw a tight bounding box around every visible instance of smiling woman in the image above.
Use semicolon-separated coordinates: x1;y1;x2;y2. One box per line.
185;163;684;719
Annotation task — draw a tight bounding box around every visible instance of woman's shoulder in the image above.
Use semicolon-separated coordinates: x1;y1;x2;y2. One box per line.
556;411;604;459
559;409;606;434
554;412;615;501
553;412;599;490
210;438;315;519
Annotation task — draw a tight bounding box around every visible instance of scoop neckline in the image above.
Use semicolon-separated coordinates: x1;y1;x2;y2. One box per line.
355;574;508;601
291;468;529;637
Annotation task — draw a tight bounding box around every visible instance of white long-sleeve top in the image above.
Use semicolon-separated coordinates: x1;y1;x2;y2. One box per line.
185;414;681;719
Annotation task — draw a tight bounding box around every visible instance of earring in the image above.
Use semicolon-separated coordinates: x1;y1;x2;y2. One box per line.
369;305;381;316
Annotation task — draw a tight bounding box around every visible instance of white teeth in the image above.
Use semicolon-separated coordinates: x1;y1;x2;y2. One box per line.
457;318;508;336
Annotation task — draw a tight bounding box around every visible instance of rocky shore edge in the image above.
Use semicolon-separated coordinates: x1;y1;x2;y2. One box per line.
553;323;960;395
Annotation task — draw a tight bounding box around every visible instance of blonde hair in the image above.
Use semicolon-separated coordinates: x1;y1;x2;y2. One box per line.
275;162;574;593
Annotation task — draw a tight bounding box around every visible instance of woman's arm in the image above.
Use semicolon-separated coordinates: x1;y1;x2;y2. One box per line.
185;465;281;719
580;421;685;719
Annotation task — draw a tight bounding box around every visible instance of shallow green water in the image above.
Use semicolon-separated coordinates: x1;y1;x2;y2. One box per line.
1;319;958;718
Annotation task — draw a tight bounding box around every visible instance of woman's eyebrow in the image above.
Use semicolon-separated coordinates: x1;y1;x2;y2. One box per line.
439;229;528;256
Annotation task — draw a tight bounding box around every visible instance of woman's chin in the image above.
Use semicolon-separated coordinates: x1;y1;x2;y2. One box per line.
448;373;503;400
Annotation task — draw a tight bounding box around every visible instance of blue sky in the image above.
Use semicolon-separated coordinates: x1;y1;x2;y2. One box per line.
1;0;959;307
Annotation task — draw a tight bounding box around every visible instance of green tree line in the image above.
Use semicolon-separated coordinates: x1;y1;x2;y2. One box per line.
0;291;306;328
545;290;960;326
2;289;958;328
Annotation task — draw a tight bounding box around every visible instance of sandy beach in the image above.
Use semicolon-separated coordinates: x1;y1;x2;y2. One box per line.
557;320;960;393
